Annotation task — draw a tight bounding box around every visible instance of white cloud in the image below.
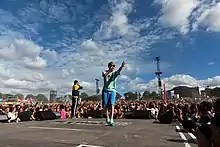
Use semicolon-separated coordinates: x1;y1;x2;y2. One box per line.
81;39;104;56
156;0;220;33
81;39;98;51
0;37;47;70
0;33;170;97
127;77;145;90
4;78;28;89
0;63;14;79
22;72;44;82
125;74;220;93
119;75;130;82
80;81;96;93
94;0;138;39
0;37;57;97
43;49;57;61
0;37;41;59
200;76;220;87
208;61;215;66
193;2;220;32
61;69;74;78
156;0;198;34
24;56;46;69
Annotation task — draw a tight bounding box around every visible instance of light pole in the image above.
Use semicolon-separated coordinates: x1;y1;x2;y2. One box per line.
95;78;100;95
155;56;163;99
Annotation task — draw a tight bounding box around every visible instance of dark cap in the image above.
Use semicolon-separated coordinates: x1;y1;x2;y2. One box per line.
74;80;79;84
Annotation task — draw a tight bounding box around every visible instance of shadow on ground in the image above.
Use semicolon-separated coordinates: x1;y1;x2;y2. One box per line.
167;138;197;144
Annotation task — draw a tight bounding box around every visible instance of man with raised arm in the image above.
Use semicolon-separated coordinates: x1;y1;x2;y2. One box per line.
102;61;125;126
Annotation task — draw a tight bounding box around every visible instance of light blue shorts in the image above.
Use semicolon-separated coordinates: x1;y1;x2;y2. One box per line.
102;91;116;108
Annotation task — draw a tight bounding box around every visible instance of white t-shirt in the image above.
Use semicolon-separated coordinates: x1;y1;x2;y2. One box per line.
7;112;16;120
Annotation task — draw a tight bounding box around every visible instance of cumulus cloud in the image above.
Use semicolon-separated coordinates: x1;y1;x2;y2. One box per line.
94;0;138;39
4;78;29;89
42;49;57;61
0;37;56;96
119;75;131;82
155;0;220;33
156;0;198;34
24;57;46;69
208;61;215;66
125;74;220;93
0;38;41;59
193;2;220;32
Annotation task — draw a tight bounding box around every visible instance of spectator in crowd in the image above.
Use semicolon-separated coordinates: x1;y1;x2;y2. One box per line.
7;107;16;123
60;104;66;119
196;99;220;147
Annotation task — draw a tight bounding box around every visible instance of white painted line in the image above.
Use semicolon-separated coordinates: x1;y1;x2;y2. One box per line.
76;144;103;147
176;125;191;147
188;132;197;141
28;126;96;132
178;123;197;142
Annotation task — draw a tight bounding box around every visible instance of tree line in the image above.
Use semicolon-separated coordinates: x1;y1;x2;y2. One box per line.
78;91;161;101
0;90;161;103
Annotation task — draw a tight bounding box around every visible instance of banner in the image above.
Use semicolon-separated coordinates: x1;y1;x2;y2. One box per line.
170;91;175;98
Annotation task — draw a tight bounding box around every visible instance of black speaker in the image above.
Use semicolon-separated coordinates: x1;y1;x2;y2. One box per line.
86;110;102;118
52;111;61;118
159;110;173;124
19;111;32;121
0;115;8;122
124;111;133;119
35;111;56;121
132;110;152;119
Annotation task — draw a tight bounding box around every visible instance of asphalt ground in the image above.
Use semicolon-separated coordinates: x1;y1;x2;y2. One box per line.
0;119;198;147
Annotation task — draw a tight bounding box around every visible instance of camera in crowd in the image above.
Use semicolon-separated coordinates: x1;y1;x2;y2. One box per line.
182;99;220;140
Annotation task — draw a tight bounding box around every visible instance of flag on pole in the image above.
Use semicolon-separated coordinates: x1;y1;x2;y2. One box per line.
163;81;167;104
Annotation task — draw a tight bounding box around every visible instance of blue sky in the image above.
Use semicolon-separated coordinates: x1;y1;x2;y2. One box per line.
0;0;220;96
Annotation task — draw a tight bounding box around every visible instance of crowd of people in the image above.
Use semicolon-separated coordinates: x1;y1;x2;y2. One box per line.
0;97;217;123
1;97;220;147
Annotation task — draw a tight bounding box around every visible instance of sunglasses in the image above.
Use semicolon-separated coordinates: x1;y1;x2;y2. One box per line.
111;65;115;67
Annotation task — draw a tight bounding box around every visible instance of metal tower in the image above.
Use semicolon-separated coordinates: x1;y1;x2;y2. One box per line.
155;57;163;99
95;79;100;95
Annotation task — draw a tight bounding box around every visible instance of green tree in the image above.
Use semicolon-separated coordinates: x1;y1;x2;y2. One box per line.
142;91;150;99
124;92;136;100
83;95;101;101
64;94;72;100
36;94;48;102
80;92;89;99
5;94;14;98
15;93;24;99
149;91;160;98
57;96;65;103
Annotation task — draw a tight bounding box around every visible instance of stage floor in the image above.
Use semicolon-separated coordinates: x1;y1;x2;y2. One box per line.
0;119;197;147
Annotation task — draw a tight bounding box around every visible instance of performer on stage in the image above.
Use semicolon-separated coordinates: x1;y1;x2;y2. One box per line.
71;80;83;118
102;61;125;126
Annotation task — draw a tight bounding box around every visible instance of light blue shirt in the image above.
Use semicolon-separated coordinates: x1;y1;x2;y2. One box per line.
102;70;120;92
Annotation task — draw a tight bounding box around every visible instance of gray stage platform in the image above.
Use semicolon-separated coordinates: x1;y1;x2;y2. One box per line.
0;119;197;147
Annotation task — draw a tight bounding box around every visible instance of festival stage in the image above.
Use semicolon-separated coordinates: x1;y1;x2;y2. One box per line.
0;119;197;147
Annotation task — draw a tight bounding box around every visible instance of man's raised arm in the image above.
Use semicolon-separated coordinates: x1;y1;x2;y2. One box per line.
117;62;126;73
79;85;83;90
